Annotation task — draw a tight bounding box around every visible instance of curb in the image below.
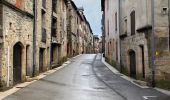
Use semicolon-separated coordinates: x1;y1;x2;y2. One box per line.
155;88;170;96
101;56;149;89
101;55;170;95
0;54;81;100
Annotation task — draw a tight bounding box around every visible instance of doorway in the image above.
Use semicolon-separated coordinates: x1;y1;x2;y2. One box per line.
39;48;45;73
129;50;136;79
140;45;145;78
13;42;22;85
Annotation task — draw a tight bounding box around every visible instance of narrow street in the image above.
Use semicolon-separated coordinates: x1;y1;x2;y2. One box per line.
3;54;170;100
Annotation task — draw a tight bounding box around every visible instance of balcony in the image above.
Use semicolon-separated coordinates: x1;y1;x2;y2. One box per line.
41;28;46;43
42;0;46;9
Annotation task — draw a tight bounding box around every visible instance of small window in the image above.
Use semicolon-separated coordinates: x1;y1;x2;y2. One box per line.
124;19;127;33
130;11;136;35
115;12;117;31
107;20;109;36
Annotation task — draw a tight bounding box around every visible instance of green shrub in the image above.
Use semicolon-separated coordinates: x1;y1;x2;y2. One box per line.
156;80;170;90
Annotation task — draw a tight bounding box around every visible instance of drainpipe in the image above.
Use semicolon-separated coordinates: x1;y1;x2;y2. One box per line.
33;0;37;77
50;0;53;69
118;0;122;72
168;0;170;50
7;46;10;87
151;0;155;87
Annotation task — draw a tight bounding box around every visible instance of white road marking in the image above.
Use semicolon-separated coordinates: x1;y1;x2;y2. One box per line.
143;96;157;99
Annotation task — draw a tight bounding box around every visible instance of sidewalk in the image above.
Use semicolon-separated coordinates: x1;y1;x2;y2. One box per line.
93;54;170;100
101;54;170;96
0;54;81;100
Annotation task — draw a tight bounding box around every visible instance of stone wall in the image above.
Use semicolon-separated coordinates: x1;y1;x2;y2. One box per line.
104;0;120;64
35;0;52;74
120;0;151;79
1;2;33;88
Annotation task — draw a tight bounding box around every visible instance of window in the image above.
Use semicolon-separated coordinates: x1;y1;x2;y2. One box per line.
116;41;118;61
108;42;109;55
42;0;46;9
124;19;127;33
131;11;136;35
52;0;57;13
42;11;46;28
107;20;109;36
115;12;117;31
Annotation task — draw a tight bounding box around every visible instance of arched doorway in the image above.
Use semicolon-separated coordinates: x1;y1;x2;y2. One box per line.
13;42;23;85
129;50;136;79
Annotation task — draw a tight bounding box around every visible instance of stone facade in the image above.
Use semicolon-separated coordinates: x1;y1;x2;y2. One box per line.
67;0;93;56
93;35;99;53
102;0;120;69
118;0;151;80
102;0;170;84
0;0;93;90
34;0;52;74
0;0;33;89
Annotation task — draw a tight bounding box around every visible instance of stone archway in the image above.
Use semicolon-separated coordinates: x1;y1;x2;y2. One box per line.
129;50;136;79
13;42;23;85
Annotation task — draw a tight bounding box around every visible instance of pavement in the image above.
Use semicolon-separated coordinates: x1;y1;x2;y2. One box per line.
2;54;170;100
93;54;170;100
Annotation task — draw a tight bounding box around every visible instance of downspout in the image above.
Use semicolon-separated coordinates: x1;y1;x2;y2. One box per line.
168;0;170;50
118;0;122;72
33;0;37;77
7;46;10;87
50;0;53;69
151;0;155;87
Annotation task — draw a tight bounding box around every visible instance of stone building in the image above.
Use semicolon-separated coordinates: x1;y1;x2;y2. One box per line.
102;0;170;85
93;35;99;53
51;0;67;68
84;21;93;54
34;0;52;74
67;0;78;57
0;0;34;89
101;0;120;69
0;0;93;90
118;0;150;80
67;0;93;56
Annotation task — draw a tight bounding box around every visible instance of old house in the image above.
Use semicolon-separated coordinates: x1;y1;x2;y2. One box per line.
51;0;67;68
93;35;99;53
34;0;52;74
67;0;78;57
101;0;120;69
102;0;170;86
0;0;34;89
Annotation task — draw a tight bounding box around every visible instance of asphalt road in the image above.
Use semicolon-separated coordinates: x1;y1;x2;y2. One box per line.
3;54;170;100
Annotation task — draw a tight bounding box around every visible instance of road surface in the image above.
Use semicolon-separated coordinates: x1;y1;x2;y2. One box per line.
4;54;170;100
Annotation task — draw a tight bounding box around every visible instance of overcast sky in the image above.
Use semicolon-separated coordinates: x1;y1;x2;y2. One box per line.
72;0;102;37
